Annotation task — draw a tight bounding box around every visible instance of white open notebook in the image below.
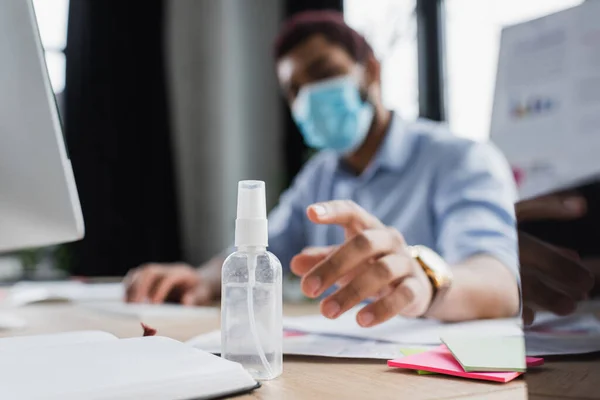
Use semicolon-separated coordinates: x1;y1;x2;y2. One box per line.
0;331;258;400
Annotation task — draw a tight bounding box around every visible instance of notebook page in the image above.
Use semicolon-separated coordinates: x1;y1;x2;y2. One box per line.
0;331;117;353
0;336;256;400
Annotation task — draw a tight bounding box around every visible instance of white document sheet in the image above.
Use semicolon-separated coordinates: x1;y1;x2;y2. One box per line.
0;331;117;352
524;311;600;356
490;1;600;200
190;311;600;359
281;307;523;345
187;329;428;360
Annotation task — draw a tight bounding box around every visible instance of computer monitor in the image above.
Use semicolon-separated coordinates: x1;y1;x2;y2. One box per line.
0;0;84;253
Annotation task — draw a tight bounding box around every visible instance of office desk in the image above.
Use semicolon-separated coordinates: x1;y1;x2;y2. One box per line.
525;353;600;400
0;303;527;400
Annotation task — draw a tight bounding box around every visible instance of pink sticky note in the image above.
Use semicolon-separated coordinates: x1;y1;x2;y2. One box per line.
388;345;522;383
284;330;306;338
526;357;544;367
512;166;524;187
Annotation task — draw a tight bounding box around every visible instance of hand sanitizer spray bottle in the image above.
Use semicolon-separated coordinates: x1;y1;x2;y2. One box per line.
221;180;283;380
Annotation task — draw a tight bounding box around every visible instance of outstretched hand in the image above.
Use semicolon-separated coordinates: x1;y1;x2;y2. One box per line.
291;200;432;327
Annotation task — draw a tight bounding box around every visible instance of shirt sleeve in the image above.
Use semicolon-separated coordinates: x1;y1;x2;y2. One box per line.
266;180;311;274
266;155;331;273
433;140;519;281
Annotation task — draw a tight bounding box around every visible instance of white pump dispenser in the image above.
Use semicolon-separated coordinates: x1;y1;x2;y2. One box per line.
221;181;283;380
234;180;268;248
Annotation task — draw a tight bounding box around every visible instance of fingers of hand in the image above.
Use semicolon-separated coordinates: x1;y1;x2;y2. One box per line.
181;283;212;306
356;277;425;327
306;200;385;235
290;246;337;277
123;271;136;302
148;274;186;304
516;194;586;222
521;269;578;316
520;233;594;295
300;246;338;256
553;246;581;261
124;264;198;304
319;253;412;319
301;228;405;298
125;264;161;303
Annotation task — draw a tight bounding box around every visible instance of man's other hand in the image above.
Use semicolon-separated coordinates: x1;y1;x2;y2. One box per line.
516;193;594;324
123;263;214;305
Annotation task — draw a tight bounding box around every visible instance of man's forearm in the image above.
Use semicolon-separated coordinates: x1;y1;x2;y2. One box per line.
426;255;520;322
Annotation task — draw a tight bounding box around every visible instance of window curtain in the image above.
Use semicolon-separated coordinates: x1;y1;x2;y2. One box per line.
63;0;181;276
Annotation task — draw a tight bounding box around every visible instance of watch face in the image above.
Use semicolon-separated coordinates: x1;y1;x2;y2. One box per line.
413;245;453;288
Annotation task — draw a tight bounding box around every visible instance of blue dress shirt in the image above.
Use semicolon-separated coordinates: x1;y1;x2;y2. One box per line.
265;113;519;280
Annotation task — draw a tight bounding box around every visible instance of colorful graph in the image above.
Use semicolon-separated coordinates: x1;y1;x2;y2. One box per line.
510;96;556;119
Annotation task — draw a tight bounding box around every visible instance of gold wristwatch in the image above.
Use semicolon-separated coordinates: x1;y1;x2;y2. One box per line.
409;245;453;315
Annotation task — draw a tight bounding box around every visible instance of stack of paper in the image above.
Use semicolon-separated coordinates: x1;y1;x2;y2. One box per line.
187;329;417;360
389;335;545;383
525;311;600;356
388;344;541;383
398;348;437;375
189;309;525;362
189;329;543;383
281;307;523;345
281;306;600;357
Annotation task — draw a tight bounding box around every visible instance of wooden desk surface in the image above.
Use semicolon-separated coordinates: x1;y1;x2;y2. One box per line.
0;303;529;400
525;353;600;400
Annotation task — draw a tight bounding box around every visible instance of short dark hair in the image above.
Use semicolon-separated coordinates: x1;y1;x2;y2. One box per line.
273;10;373;63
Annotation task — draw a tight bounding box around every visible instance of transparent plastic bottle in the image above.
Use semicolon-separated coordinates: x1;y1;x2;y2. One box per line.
221;181;283;380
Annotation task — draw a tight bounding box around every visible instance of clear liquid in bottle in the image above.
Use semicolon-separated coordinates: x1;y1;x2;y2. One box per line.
221;249;282;380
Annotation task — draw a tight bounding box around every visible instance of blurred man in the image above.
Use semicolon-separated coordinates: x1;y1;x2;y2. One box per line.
516;193;595;324
124;11;520;325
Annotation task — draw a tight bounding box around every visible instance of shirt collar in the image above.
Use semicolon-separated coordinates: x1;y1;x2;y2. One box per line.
335;112;417;177
370;111;417;172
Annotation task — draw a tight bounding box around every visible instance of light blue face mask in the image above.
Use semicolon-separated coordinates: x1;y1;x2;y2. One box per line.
291;75;375;154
